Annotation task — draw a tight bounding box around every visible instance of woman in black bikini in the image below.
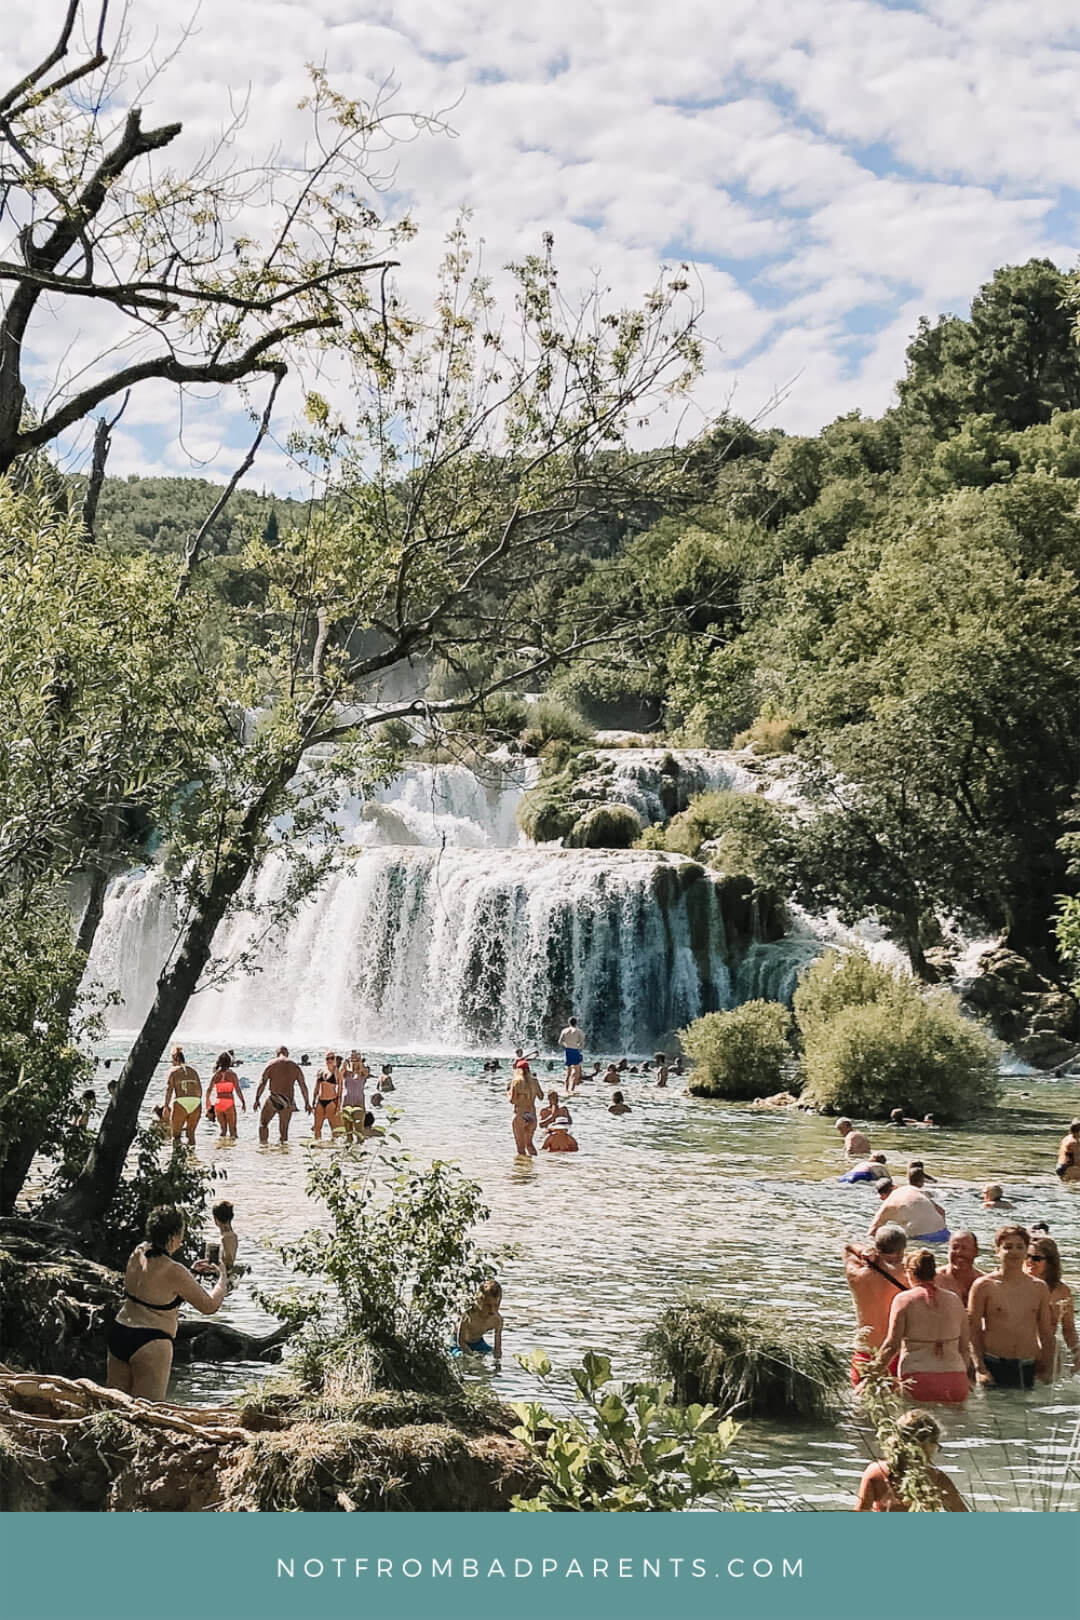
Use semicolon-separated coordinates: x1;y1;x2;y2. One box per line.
312;1050;342;1140
106;1205;226;1401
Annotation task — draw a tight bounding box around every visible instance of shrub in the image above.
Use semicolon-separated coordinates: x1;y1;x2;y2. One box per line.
510;1349;743;1511
796;959;1001;1121
261;1140;502;1396
636;789;790;889
682;1001;793;1100
519;697;594;754
645;1301;847;1424
566;803;641;849
516;780;579;843
733;705;799;756
792;948;897;1040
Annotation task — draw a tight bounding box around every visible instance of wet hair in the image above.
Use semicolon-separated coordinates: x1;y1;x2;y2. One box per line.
995;1224;1030;1249
215;1052;232;1071
654;1052;665;1063
144;1204;184;1257
876;1178;895;1195
212;1200;234;1225
874;1223;907;1256
611;1090;624;1103
983;1184;1003;1202
369;1093;382;1107
1031;1221;1050;1235
79;1089;96;1104
908;1248;937;1285
907;1166;926;1187
871;1152;887;1164
1027;1236;1062;1291
300;1054;310;1065
171;1046;185;1065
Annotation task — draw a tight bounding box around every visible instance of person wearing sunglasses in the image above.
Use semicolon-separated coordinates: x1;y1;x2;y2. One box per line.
1024;1238;1080;1376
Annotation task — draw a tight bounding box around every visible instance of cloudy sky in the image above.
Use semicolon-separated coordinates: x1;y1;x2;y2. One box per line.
4;0;1079;492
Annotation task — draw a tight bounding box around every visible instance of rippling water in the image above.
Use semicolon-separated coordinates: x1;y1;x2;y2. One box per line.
92;1039;1080;1511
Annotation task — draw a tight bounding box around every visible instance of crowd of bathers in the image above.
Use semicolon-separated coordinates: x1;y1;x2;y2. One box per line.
839;1113;1080;1510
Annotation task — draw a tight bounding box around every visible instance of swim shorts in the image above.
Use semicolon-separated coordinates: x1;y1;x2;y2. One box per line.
983;1354;1036;1389
564;1047;583;1067
851;1350;899;1387
914;1228;950;1244
839;1168;877;1183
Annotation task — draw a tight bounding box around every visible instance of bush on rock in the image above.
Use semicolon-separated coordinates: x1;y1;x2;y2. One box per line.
682;1000;793;1100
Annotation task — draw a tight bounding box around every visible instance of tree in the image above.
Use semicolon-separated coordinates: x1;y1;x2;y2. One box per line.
0;1;423;474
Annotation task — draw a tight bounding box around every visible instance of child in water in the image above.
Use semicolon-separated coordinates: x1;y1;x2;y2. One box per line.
457;1280;503;1360
211;1200;239;1271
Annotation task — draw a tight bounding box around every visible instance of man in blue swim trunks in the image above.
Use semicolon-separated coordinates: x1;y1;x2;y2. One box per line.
559;1017;586;1092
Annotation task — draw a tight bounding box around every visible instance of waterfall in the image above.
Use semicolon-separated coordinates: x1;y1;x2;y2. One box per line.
84;752;913;1054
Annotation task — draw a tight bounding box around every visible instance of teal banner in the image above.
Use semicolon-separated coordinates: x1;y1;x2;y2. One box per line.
0;1512;1075;1620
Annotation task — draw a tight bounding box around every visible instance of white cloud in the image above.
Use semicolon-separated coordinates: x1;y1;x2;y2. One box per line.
2;0;1077;492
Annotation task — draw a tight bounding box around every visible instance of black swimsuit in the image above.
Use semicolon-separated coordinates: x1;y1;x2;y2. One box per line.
106;1285;183;1363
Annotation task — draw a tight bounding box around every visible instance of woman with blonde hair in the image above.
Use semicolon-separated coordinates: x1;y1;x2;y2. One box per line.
855;1409;968;1511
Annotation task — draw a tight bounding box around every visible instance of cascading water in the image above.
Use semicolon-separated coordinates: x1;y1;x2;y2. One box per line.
84;749;905;1053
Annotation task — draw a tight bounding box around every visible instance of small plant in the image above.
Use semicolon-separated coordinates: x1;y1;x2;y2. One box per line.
510;1350;744;1512
645;1300;846;1424
857;1369;957;1511
260;1137;501;1395
682;1000;793;1100
565;803;641;849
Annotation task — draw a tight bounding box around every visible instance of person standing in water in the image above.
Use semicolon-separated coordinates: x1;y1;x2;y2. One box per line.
843;1225;908;1385
559;1017;586;1092
106;1205;226;1401
312;1051;343;1140
969;1225;1055;1388
339;1052;368;1142
208;1052;245;1138
163;1047;202;1143
939;1231;984;1306
872;1249;972;1404
1055;1118;1080;1181
507;1063;543;1157
255;1046;311;1143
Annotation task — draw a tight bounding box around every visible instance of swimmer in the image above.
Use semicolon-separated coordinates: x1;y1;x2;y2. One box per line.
839;1152;890;1185
312;1051;343;1139
655;1054;669;1088
907;1159;937;1185
603;1063;620;1085
540;1091;571;1130
369;1091;383;1108
211;1200;239;1271
1055;1118;1080;1182
617;1058;629;1072
360;1110;384;1139
608;1090;632;1116
559;1017;586;1092
837;1118;872;1158
939;1231;984;1306
869;1178;949;1243
163;1047;202;1143
377;1065;395;1093
457;1280;503;1360
255;1047;311;1143
969;1225;1055;1388
512;1047;538;1071
75;1089;96;1130
983;1183;1014;1209
508;1063;543;1157
855;1410;968;1512
844;1225;908;1384
106;1205;226;1402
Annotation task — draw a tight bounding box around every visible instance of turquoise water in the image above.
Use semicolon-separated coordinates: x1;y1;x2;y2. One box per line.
91;1038;1080;1510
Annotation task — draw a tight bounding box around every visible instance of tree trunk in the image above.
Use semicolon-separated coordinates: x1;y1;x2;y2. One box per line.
53;851;252;1226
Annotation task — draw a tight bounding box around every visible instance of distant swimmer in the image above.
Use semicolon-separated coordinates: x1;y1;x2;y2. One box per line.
837;1118;872;1159
540;1093;578;1153
843;1225;908;1385
603;1063;620;1085
559;1018;586;1092
377;1064;395;1093
164;1047;202;1144
839;1152;890;1185
869;1178;949;1243
512;1047;537;1071
655;1053;669;1088
983;1183;1015;1209
1055;1119;1080;1182
970;1226;1055;1388
255;1047;311;1143
540;1091;571;1129
608;1090;632;1116
508;1063;543;1157
939;1232;984;1306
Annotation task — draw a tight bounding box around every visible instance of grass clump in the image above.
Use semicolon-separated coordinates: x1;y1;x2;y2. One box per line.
795;950;1000;1121
682;1000;793;1100
566;803;641;848
645;1300;847;1424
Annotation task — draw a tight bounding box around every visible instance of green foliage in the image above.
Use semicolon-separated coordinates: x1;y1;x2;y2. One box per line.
733;708;799;756
519;698;594;755
682;1000;793;1100
510;1349;743;1512
262;1138;500;1395
1055;895;1080;993
645;1300;847;1424
857;1370;957;1512
796;955;1001;1121
565;803;641;849
639;788;789;892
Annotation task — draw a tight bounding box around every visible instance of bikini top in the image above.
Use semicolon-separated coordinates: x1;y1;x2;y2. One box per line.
126;1291;183;1311
316;1071;339;1096
214;1072;237;1097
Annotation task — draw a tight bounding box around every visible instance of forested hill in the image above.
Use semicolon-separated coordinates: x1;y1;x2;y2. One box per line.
80;474;312;556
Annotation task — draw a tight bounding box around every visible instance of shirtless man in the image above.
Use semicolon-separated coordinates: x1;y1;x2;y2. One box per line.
939;1231;984;1306
254;1046;311;1143
1055;1119;1080;1182
868;1178;949;1241
163;1047;202;1143
559;1017;586;1092
507;1063;543;1157
843;1224;908;1384
969;1225;1055;1389
837;1117;872;1158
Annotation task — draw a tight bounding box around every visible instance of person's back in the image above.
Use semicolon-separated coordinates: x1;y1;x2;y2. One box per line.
893;1284;967;1374
877;1184;946;1237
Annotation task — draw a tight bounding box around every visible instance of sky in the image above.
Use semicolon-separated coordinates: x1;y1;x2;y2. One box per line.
3;0;1079;494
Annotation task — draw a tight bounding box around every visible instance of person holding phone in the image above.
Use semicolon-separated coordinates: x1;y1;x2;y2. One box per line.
106;1205;226;1401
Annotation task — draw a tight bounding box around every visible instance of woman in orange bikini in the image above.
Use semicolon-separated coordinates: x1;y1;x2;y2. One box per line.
209;1052;246;1138
313;1051;342;1140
